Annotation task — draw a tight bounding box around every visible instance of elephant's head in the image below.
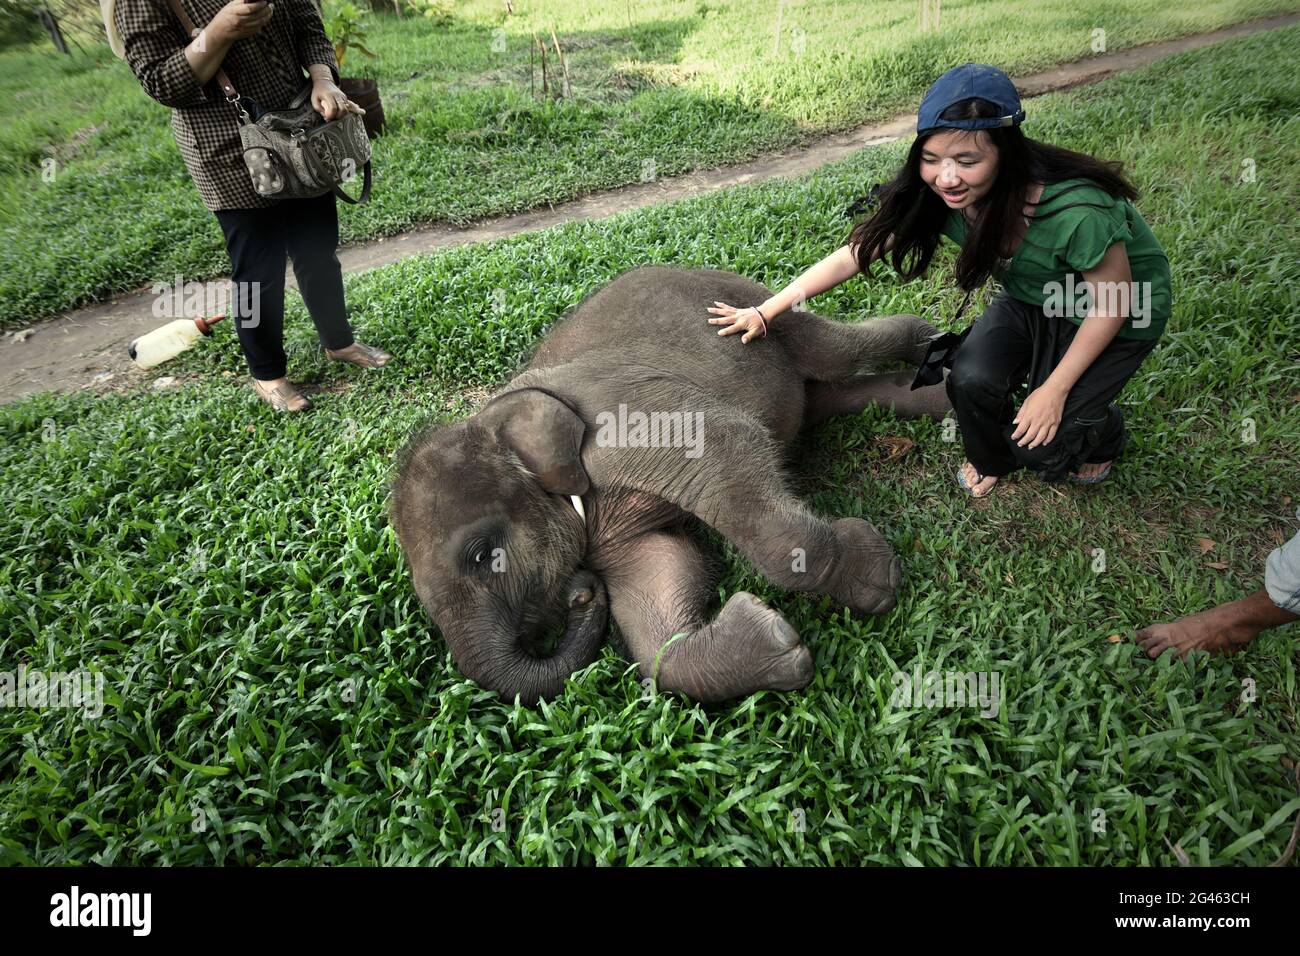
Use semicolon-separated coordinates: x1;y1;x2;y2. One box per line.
390;388;608;704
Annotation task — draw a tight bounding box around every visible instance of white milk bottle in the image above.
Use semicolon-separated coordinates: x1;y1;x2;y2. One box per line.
128;315;227;369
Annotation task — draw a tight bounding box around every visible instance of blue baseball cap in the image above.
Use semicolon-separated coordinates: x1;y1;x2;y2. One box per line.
916;63;1026;134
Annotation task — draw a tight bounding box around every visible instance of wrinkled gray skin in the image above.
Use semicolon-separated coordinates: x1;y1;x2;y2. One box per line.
391;266;951;705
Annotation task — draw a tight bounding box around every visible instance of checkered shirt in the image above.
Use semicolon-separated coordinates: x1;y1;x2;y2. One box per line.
114;0;340;210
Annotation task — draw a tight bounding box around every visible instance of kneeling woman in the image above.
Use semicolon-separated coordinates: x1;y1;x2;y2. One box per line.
708;64;1170;497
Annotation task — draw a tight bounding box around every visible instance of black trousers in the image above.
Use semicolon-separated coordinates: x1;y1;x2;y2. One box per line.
945;291;1158;482
214;192;354;380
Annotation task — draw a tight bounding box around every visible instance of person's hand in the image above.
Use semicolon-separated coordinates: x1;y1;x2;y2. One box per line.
311;79;366;121
209;1;275;43
1010;384;1067;449
706;301;768;344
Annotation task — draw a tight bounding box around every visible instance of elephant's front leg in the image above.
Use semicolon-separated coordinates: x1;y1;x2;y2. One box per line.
725;501;902;615
620;419;901;615
603;530;813;702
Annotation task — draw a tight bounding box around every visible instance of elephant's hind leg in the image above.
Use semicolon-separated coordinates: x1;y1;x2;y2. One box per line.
805;369;952;428
604;530;813;703
773;312;939;381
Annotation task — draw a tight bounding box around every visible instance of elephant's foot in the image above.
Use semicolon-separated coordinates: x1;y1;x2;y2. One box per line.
821;518;900;615
655;592;813;702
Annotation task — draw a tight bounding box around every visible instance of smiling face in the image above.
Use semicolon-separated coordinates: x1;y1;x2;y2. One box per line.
919;129;1000;212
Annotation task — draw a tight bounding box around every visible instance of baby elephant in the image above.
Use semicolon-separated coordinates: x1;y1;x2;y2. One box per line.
391;266;950;704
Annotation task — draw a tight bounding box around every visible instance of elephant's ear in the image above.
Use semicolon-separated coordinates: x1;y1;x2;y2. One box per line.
480;389;590;496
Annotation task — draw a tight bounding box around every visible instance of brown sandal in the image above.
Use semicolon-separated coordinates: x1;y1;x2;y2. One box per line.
251;378;311;413
325;341;392;368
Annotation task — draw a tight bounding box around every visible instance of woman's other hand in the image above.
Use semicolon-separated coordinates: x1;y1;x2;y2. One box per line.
210;1;275;43
706;301;768;344
1010;383;1066;449
311;80;366;121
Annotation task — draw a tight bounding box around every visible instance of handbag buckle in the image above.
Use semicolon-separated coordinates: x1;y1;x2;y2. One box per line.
228;92;251;124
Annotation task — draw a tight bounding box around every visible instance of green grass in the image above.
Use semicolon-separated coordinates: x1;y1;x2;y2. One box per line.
1;24;1298;865
1;0;1298;328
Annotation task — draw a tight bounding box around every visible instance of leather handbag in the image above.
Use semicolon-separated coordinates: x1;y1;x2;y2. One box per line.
238;87;372;204
164;0;372;205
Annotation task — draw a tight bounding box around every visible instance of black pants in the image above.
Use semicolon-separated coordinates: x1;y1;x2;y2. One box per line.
214;192;354;380
946;291;1157;482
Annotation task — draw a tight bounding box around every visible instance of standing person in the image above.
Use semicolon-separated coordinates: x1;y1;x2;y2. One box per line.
707;64;1170;497
109;0;391;413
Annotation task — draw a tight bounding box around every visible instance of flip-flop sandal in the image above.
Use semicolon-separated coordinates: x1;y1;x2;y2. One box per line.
1068;462;1113;485
956;466;995;498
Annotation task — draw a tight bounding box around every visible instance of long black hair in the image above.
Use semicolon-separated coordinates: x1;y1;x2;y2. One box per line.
847;97;1138;291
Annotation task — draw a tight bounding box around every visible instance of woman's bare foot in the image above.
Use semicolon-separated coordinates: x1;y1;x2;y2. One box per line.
958;461;998;498
1070;460;1113;482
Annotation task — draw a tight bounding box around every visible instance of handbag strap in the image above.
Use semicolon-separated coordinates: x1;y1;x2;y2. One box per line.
289;83;314;110
953;288;974;326
332;160;372;205
164;0;239;102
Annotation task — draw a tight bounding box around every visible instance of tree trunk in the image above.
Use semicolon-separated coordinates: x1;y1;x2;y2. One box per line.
37;5;69;55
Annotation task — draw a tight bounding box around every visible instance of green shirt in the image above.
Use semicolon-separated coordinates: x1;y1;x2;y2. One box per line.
940;178;1170;340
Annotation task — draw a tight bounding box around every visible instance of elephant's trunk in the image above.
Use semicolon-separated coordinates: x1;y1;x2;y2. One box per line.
450;570;608;705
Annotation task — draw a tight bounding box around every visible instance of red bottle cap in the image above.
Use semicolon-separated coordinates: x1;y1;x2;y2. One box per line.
195;315;229;336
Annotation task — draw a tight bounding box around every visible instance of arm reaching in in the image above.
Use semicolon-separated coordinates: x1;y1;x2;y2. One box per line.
1138;529;1300;658
706;239;886;343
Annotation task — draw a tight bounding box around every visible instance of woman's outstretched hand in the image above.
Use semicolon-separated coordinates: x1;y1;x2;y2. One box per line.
706;301;767;344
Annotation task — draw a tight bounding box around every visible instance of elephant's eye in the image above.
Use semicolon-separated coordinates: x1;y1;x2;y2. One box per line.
459;536;501;576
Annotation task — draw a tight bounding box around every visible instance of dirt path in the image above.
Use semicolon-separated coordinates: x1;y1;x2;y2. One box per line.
4;12;1296;406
